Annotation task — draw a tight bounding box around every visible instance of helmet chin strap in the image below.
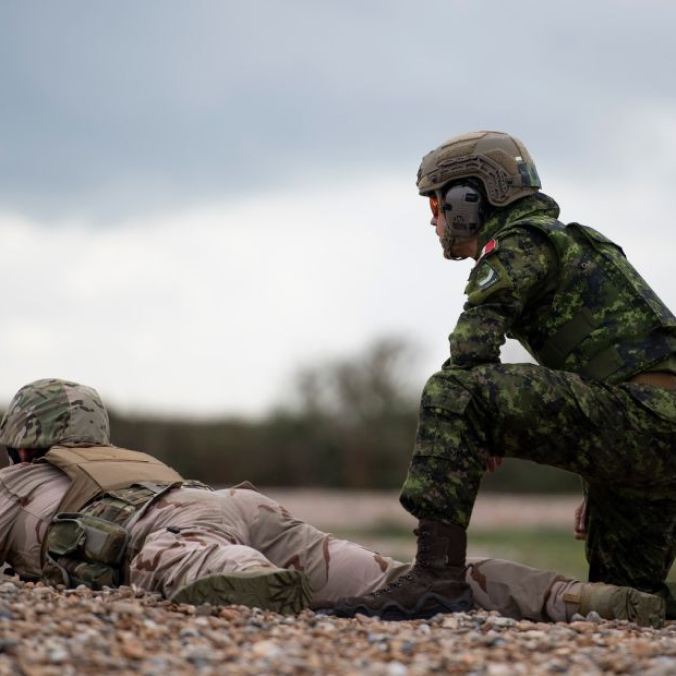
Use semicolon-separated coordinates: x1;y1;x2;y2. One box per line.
441;230;470;261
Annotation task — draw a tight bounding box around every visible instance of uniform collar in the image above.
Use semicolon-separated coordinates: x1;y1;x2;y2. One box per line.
476;193;561;254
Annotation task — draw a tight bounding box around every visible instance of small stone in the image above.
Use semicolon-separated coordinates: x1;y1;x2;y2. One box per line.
179;627;200;639
120;641;146;660
386;661;408;676
485;616;517;628
643;657;676;676
48;646;69;663
0;583;18;594
585;610;603;624
0;639;18;653
487;664;517;676
109;601;144;616
252;639;281;658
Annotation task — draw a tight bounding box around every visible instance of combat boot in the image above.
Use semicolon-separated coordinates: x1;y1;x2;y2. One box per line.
565;582;666;629
331;520;473;620
171;567;312;615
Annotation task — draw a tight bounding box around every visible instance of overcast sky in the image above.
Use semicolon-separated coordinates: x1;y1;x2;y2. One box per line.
1;0;675;416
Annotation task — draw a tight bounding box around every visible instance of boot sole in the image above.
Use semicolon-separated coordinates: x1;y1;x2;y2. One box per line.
171;569;312;615
615;588;665;629
333;589;473;621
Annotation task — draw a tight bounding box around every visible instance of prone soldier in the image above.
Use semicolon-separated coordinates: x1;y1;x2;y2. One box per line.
0;378;665;625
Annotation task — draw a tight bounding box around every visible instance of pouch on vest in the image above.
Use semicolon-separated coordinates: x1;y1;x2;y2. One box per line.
43;513;129;590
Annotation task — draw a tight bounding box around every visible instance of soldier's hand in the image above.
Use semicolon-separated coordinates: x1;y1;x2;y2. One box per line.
486;456;502;473
574;498;587;541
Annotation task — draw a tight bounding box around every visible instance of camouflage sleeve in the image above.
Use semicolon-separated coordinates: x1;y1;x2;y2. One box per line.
448;228;557;368
0;476;21;563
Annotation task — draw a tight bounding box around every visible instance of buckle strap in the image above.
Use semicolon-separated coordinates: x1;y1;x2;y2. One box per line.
630;371;676;391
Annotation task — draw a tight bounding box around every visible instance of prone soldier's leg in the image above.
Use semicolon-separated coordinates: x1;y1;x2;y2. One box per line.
466;557;664;627
129;524;312;613
226;487;410;606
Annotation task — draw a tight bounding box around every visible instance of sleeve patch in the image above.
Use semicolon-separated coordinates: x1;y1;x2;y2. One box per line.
475;263;499;290
464;257;512;305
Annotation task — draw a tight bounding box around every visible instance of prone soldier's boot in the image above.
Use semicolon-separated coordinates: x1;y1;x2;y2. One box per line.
171;567;313;615
331;520;473;620
564;582;665;629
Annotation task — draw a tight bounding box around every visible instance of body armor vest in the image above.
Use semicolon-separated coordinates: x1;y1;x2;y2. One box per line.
40;446;200;590
502;218;676;383
42;445;185;513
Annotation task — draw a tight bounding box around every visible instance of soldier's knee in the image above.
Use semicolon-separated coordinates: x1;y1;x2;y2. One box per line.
421;370;473;414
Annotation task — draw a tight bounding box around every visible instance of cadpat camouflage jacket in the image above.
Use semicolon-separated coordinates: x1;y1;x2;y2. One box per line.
450;194;676;383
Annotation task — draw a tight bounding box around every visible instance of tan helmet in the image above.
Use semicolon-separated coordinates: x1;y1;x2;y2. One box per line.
417;131;541;207
0;378;110;450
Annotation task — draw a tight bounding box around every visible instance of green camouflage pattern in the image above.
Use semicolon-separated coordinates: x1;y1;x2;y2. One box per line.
0;378;110;450
403;193;676;595
43;512;129;589
43;557;119;589
451;194;676;380
400;362;676;594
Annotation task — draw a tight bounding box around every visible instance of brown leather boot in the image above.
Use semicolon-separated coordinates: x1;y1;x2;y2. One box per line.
331;520;473;620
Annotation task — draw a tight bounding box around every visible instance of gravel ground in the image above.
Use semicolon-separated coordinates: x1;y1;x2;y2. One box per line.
1;578;675;676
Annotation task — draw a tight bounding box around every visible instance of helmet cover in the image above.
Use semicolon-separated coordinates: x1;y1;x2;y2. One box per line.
417;131;541;206
0;378;110;449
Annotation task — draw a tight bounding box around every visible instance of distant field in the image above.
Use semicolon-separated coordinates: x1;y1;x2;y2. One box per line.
256;489;671;582
260;488;580;530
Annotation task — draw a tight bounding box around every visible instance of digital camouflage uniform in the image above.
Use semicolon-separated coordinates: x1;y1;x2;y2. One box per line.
0;379;662;623
399;191;676;599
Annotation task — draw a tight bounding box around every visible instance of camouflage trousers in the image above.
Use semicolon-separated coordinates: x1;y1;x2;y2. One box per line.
124;483;578;619
400;363;676;594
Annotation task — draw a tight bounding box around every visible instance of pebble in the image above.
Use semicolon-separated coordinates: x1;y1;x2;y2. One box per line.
386;662;408;676
0;579;674;675
485;616;517;628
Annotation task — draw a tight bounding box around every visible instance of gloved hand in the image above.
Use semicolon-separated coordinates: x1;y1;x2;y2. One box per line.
574;498;587;541
486;456;502;473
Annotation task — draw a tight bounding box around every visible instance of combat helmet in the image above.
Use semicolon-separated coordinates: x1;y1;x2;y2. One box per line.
0;378;110;450
417;131;541;207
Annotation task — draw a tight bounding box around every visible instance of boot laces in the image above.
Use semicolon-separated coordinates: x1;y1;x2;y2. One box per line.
414;527;433;567
372;573;414;597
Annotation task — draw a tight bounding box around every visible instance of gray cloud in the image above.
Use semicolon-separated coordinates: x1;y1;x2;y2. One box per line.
1;0;676;221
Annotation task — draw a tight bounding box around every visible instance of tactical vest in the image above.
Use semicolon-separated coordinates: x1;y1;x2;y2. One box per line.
39;445;199;590
42;445;185;513
501;218;676;383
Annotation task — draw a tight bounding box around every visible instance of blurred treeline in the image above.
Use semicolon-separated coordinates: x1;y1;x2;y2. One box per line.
105;339;579;493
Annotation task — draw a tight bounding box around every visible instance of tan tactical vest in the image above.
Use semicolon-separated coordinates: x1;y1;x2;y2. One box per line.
41;445;184;514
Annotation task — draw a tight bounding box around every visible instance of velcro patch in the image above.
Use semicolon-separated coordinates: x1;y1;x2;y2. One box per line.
475;263;499;290
464;256;512;305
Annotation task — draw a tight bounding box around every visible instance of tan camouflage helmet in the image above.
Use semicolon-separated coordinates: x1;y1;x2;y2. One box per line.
0;378;110;449
417;131;541;206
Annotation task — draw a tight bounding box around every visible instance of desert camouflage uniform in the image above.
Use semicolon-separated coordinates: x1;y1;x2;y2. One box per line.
0;460;601;620
400;194;676;598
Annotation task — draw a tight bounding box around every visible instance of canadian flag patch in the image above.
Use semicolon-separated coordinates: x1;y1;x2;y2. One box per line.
479;239;498;261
